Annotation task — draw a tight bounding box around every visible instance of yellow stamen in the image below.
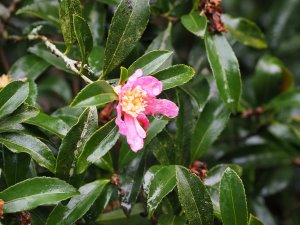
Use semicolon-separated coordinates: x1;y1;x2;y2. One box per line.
121;86;147;117
0;74;12;88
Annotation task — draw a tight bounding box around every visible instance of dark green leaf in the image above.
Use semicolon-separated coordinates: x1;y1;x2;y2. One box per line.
59;0;82;51
0;133;56;173
46;179;109;225
266;88;300;111
26;79;38;105
220;168;248;225
176;166;214;225
70;81;117;107
76;119;119;174
88;46;105;76
190;98;231;160
128;50;173;76
9;55;49;81
16;2;59;25
222;14;267;49
94;152;114;173
158;215;186;225
96;0;121;5
0;177;78;213
0;104;39;130
52;107;84;127
119;67;129;84
56;107;98;177
146;23;173;52
103;0;150;76
2;149;31;186
143;165;176;215
73;15;93;70
152;65;195;90
205;33;242;112
0;81;29;120
181;11;207;38
254;55;294;105
25;112;70;138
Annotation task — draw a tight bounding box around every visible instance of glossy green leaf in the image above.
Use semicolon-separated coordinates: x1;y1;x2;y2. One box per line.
0;104;39;130
46;179;109;225
191;97;231;160
76;119;119;174
0;177;78;213
266;88;300;111
146;23;173;53
56;107;98;177
89;46;105;76
220;168;248;225
94;152;114;173
204;164;243;214
152;65;195;90
52;107;84;127
0;81;29;120
120;67;129;84
16;2;59;25
248;214;264;225
70;81;117;107
205;33;242;112
2;149;31;186
176;166;214;225
181;11;207;38
26;79;38;105
59;0;82;51
143;165;176;215
222;14;267;49
103;0;150;76
9;55;49;81
96;0;120;5
0;133;56;173
158;215;186;225
25;112;70;138
254;55;294;105
73;15;93;70
128;50;173;76
121;154;146;215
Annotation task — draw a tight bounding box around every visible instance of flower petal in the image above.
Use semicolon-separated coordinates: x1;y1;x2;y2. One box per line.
133;76;162;97
115;103;127;135
145;98;179;118
124;114;145;152
137;113;150;130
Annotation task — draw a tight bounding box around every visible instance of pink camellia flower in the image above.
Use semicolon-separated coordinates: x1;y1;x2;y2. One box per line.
115;69;179;152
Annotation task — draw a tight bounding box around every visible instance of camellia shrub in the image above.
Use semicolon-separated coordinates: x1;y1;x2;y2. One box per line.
0;0;299;224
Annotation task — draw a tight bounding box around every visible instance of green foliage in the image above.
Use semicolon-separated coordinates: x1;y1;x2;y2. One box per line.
0;0;299;224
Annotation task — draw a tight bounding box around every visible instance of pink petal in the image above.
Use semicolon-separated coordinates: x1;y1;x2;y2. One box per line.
137;113;150;130
145;98;179;118
124;114;146;152
133;76;162;97
120;69;144;94
115;103;127;135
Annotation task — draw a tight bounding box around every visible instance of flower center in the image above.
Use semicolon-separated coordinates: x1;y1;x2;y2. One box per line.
121;86;147;117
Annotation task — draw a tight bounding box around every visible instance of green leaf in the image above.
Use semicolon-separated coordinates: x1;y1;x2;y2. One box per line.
46;179;109;225
0;133;56;173
158;215;186;225
222;14;267;49
128;50;173;76
70;81;117;107
181;11;207;38
73;15;93;70
254;55;294;105
220;168;248;225
28;44;70;72
76;119;119;174
143;165;176;215
0;104;39;130
146;23;173;53
0;177;78;213
266;88;300;111
190;98;231;160
0;81;29;120
26;79;38;105
2;149;31;186
9;55;49;81
120;67;129;84
176;166;214;225
248;214;264;225
25;112;70;138
88;46;105;76
152;65;195;90
59;0;82;51
16;2;59;25
103;0;150;76
56;107;98;177
52;107;84;127
96;0;121;5
205;33;242;112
